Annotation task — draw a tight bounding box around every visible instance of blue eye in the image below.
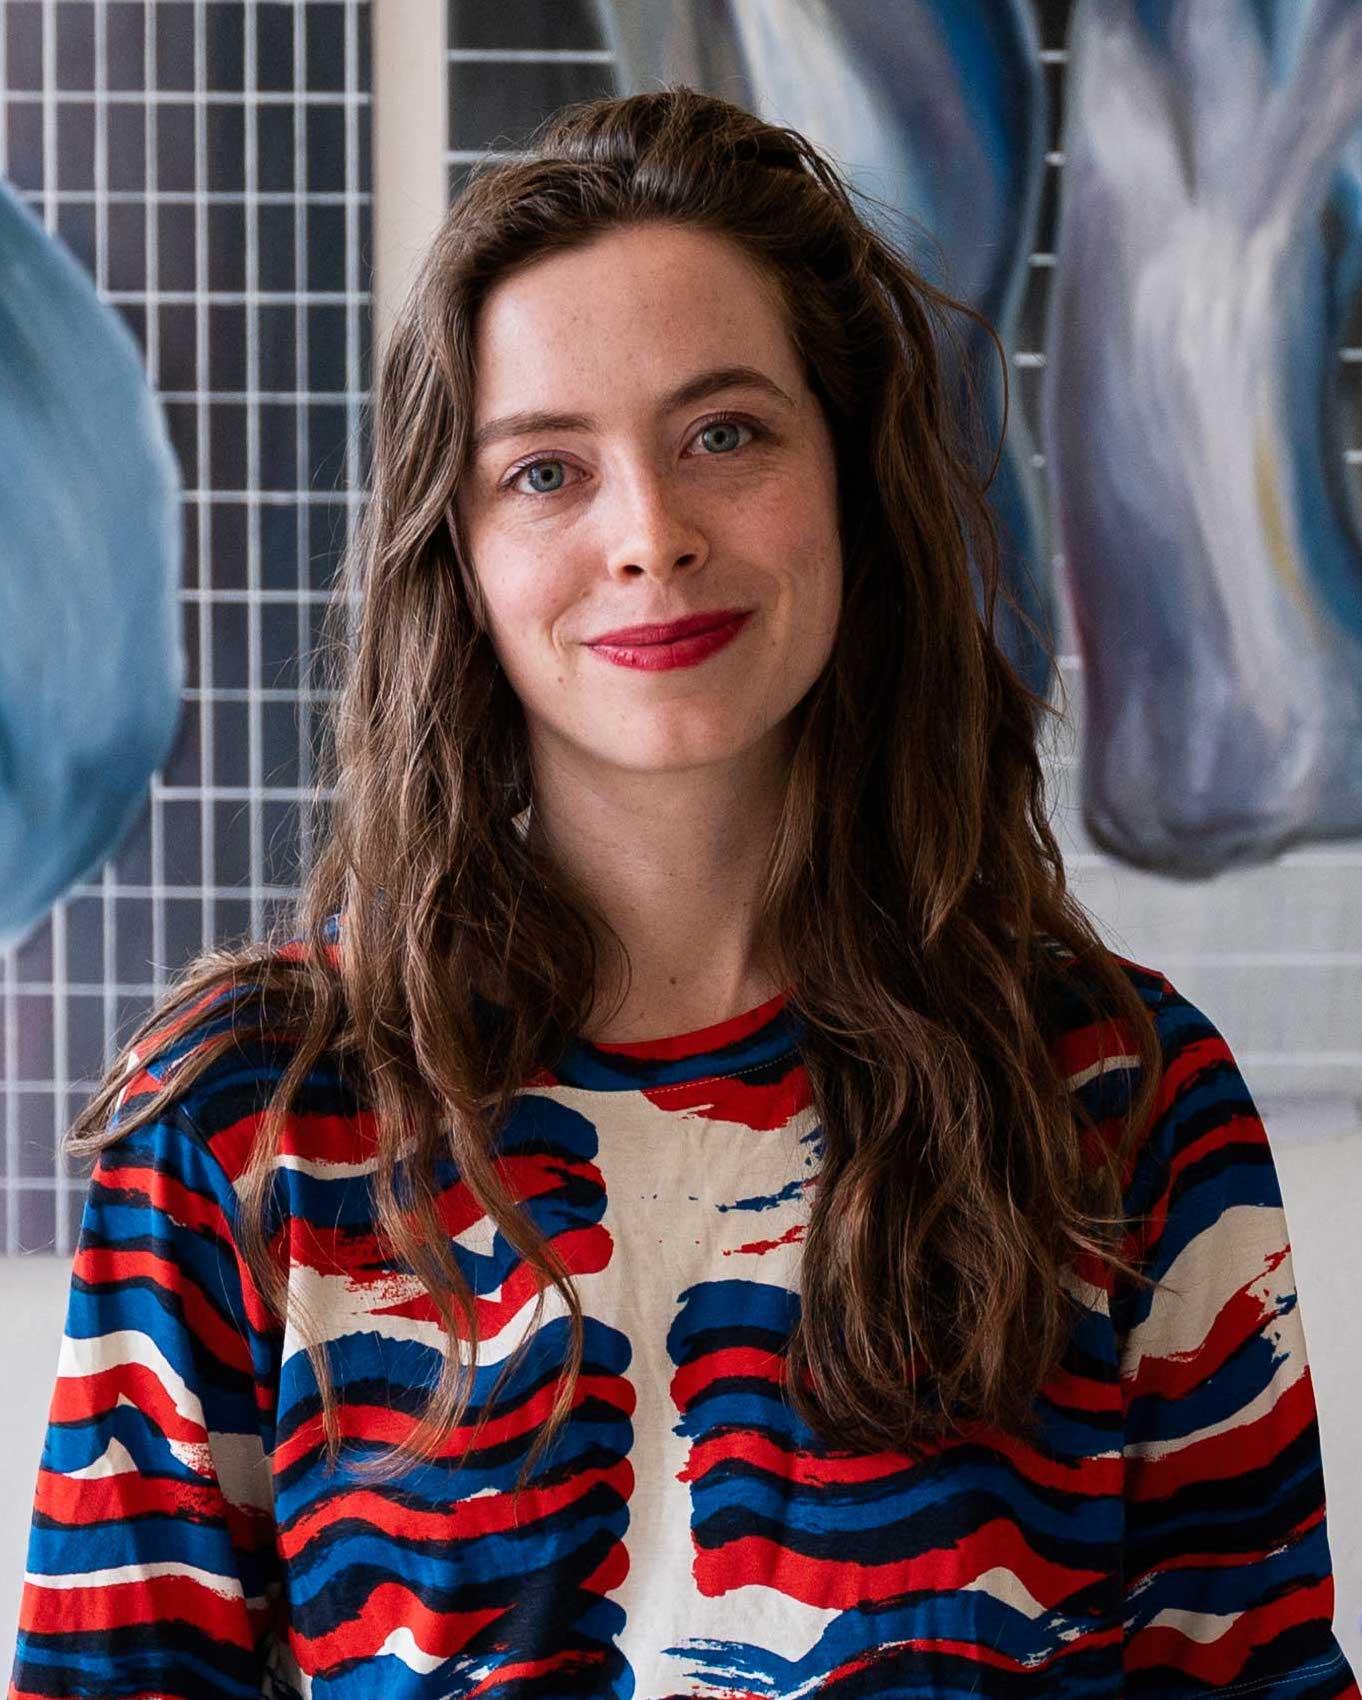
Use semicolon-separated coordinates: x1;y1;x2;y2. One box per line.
525;461;568;494
697;418;745;454
503;411;762;496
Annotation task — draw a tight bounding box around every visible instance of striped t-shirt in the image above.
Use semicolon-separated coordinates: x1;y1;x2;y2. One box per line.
8;926;1358;1699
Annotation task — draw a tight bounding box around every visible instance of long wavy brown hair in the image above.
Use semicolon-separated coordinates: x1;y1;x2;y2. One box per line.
66;85;1164;1494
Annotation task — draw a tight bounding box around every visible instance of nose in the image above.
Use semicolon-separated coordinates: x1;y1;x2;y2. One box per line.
602;461;710;580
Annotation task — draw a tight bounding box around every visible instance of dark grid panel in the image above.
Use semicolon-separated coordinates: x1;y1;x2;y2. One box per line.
446;0;610;200
0;1;373;1255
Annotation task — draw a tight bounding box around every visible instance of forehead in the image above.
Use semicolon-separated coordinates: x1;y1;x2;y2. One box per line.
469;222;800;408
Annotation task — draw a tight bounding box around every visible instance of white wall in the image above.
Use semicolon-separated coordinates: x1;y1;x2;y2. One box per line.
1271;1133;1362;1669
1;1255;86;1682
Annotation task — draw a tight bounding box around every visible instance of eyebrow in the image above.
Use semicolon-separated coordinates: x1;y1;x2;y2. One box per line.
469;363;796;457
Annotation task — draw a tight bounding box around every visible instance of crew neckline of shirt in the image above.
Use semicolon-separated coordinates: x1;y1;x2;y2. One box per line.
546;984;806;1093
319;912;805;1094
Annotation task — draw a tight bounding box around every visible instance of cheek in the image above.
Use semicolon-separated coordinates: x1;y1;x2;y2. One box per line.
791;498;843;655
782;484;843;595
477;551;572;677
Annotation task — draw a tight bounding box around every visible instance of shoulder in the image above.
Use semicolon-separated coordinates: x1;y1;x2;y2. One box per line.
1035;945;1281;1311
110;937;371;1197
1080;949;1261;1149
1037;936;1231;1069
1036;939;1163;1103
1044;939;1275;1228
1038;939;1257;1165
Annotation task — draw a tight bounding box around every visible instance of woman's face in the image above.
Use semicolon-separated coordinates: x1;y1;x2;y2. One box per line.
456;220;844;783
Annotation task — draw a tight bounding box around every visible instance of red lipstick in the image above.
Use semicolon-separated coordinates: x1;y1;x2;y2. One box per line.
585;607;754;673
587;607;751;646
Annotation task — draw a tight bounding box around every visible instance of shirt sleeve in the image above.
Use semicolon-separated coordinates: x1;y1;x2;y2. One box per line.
7;1107;285;1700
1116;977;1359;1699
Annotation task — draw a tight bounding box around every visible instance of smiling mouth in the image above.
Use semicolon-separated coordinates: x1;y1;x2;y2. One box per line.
583;611;754;671
586;610;753;647
608;623;730;648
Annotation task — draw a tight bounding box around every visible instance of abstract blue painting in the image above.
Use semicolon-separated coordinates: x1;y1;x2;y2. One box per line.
0;175;184;951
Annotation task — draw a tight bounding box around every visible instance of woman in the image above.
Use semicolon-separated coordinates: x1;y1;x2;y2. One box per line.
9;87;1356;1700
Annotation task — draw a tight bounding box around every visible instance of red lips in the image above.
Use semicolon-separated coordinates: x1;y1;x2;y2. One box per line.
586;607;751;646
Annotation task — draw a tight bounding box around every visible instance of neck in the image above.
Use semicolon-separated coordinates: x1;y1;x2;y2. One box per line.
523;734;792;1042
